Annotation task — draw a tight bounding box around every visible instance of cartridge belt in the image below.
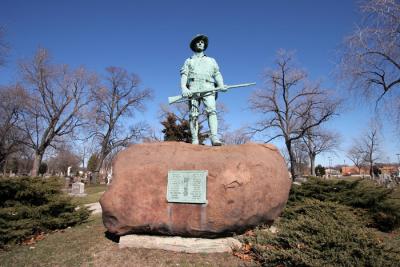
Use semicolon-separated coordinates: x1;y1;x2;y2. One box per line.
188;78;214;83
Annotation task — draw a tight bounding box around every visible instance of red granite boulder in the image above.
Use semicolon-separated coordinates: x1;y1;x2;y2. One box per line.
100;142;291;238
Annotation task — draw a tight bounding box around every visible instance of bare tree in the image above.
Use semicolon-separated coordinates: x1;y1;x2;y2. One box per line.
348;124;382;179
292;139;309;176
19;48;93;176
250;50;340;179
221;127;251;145
0;84;27;172
361;126;381;178
142;127;162;143
47;144;80;175
3;147;33;176
347;143;366;176
90;66;153;181
302;128;340;176
339;0;400;109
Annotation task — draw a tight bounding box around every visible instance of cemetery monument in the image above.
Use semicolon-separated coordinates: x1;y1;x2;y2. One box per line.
100;35;290;251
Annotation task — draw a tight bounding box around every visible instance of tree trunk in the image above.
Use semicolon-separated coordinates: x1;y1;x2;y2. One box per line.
93;151;107;184
369;163;374;179
31;152;43;177
2;156;8;176
289;154;297;180
310;153;316;176
357;166;363;178
286;140;297;180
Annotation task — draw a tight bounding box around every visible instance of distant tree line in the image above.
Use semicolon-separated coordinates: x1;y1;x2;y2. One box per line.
0;46;153;179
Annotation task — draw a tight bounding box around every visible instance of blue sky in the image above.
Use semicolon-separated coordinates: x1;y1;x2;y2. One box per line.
1;0;399;166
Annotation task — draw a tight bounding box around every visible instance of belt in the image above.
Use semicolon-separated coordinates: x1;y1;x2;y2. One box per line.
188;78;214;83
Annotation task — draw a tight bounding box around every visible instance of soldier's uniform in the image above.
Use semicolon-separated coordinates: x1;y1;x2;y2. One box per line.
180;34;224;145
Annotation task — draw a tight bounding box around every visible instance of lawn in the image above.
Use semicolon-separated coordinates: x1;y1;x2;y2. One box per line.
1;178;399;267
0;215;247;267
72;184;107;205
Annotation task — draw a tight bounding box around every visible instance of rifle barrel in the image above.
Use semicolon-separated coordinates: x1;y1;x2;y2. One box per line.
168;82;256;105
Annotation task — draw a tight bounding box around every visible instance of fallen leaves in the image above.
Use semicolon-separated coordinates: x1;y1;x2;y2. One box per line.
22;232;46;246
233;250;253;261
232;243;254;261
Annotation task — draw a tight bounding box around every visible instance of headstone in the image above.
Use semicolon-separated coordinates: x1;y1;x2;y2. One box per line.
72;182;84;194
64;177;70;188
69;182;86;197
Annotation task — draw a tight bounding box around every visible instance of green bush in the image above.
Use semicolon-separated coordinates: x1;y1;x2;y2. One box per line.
0;176;90;248
39;162;48;175
289;178;400;231
242;199;400;267
314;164;325;176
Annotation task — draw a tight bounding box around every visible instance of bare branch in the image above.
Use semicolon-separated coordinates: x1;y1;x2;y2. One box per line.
302;127;341;175
339;0;400;115
347;122;381;179
89;66;153;177
250;50;340;179
18;48;93;176
0;84;28;168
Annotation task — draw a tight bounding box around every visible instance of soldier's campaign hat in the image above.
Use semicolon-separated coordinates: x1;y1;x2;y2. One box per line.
190;34;208;51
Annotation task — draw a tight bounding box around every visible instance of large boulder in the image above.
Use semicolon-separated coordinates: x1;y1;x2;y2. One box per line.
100;142;291;238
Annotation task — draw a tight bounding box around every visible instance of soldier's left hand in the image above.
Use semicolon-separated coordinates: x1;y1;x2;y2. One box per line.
219;85;228;92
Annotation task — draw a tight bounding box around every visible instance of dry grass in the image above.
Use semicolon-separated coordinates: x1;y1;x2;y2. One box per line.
72;184;107;205
0;215;249;267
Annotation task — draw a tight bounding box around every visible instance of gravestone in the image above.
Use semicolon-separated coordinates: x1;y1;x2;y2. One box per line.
64;177;71;189
69;181;86;197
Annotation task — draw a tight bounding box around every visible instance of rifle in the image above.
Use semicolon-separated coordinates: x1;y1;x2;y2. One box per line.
168;82;256;104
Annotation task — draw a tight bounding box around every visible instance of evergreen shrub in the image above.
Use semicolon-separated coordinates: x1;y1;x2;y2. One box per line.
242;199;400;267
0;176;90;248
289;178;400;231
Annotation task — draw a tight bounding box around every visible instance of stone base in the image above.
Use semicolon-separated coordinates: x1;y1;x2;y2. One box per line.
119;234;242;253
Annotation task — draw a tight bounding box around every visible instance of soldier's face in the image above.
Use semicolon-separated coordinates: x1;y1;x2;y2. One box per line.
195;40;205;51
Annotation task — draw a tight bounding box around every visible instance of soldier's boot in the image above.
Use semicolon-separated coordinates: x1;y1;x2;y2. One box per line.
208;113;222;146
190;117;199;145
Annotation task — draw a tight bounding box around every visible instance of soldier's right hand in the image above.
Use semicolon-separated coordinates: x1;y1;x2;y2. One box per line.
182;88;192;97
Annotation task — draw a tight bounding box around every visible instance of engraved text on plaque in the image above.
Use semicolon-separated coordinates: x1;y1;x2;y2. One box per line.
167;170;207;204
